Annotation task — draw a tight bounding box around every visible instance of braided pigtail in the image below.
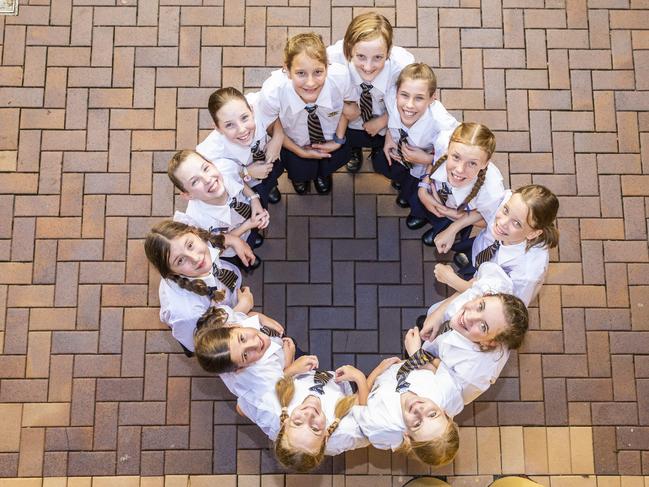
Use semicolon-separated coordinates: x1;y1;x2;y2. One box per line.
195;306;229;331
197;227;225;250
426;153;447;177
458;167;487;211
167;274;226;302
326;395;357;437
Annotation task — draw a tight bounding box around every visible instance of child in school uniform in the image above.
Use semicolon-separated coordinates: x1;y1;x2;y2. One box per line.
144;219;254;352
326;12;414;173
434;184;560;306
167;149;269;270
374;63;460;221
353;352;462;467
418;263;529;406
256;32;359;195
416;122;505;248
196;87;284;206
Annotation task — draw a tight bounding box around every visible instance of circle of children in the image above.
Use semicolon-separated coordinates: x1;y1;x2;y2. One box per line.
144;13;561;474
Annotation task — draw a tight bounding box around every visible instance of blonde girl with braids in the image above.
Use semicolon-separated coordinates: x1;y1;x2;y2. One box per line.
435;184;559;306
417;122;505;249
144;219;254;351
375;63;459;227
326;12;414;173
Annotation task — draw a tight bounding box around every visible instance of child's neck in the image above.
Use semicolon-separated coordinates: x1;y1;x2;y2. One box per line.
200;191;230;207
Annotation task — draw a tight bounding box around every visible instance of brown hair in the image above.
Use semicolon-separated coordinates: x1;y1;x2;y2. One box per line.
284;33;328;70
513;184;560;250
167;149;207;193
398;418;459;467
428;122;497;211
208;87;251;127
144;220;226;301
193;307;236;373
491;293;529;350
274;375;356;472
397;63;437;97
342;12;393;61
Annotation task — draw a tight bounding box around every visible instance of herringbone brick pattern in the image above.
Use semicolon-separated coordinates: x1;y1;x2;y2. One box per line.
0;0;648;481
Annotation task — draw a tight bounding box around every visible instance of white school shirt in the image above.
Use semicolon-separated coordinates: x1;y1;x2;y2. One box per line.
219;314;286;402
326;40;414;133
237;370;369;455
196;92;275;188
429;161;505;216
158;245;242;351
384;88;459;179
256;63;359;147
471;190;550;306
184;172;252;258
353;363;464;451
423;263;514;405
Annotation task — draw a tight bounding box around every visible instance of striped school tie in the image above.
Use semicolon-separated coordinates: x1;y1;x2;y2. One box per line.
359;82;373;123
395;349;435;392
250;140;265;162
396;129;413;169
260;325;283;338
229;197;252;220
305;105;325;145
309;370;333;395
437;182;452;205
211;261;238;292
475;240;501;267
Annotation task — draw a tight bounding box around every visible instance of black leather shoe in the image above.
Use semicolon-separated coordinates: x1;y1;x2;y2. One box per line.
422;227;437;247
391;180;401;191
314;175;332;194
406;215;427;230
292;180;310;195
453;252;470;269
247;255;262;271
268;185;281;204
415;314;426;331
346;148;363;173
396;195;409;208
252;233;264;249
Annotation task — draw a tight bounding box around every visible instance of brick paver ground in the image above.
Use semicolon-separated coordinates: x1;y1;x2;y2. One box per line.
1;0;648;482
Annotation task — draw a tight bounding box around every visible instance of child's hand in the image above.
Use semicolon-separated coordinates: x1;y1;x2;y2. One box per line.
434;228;457;254
401;144;434;165
235;286;254;312
265;135;283;164
311;140;341;154
363;114;387;137
250;208;270;230
248;161;273;180
383;131;397;166
371;356;401;377
282;337;296;366
285;354;319;376
300;146;331;159
342;101;361;121
226;236;255;267
334;365;365;384
419;313;436;341
404;327;422;356
434;263;456;286
418;187;447;218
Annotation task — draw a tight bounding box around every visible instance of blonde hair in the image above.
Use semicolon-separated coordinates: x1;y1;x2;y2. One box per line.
274;375;356;472
342;12;393;60
144;220;226;302
398;418;459;467
429;122;497;211
397;63;437;96
513;184;560;250
167;149;208;193
284;33;328;70
208;87;251;126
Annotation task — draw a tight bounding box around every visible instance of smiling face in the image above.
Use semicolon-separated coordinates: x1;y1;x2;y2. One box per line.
285;395;327;453
449;296;508;348
350;37;388;82
396;78;434;128
400;392;449;442
215;98;256;147
492;193;543;245
445;141;489;188
286;52;327;104
173;152;226;204
167;232;212;278
227;327;270;368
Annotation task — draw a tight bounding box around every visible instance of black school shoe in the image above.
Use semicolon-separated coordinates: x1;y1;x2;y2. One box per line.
406;214;427;230
292;180;310;195
346;148;363;173
314;175;332;194
391;180;401;191
422;227;437;247
252;232;264;249
395;195;410;208
268;185;281;204
222;254;262;273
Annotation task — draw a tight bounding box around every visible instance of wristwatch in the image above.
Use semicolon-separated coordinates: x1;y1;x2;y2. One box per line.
241;166;252;182
332;133;346;145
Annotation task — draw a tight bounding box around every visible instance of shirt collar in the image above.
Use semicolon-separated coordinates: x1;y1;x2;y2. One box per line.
348;60;392;95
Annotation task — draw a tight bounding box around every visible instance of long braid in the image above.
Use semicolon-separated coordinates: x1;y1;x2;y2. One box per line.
458;167;487;211
326;395;357;437
167;274;227;302
426;153;447;177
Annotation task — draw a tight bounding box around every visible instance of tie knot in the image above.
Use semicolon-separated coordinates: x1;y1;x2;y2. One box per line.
305;105;318;114
360;82;373;92
250;140;259;152
399;128;408;139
